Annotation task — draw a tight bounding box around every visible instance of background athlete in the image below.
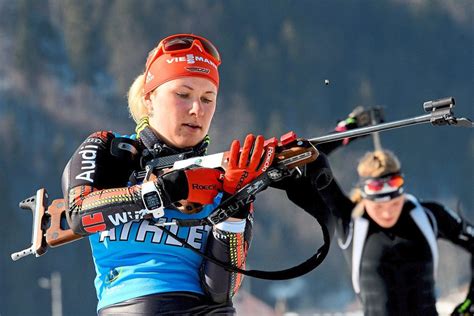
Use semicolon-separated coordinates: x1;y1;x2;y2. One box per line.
314;113;474;315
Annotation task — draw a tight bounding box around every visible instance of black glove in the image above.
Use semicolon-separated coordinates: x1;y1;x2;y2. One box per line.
158;167;223;205
335;106;362;133
318;106;384;155
345;105;384;128
335;105;385;144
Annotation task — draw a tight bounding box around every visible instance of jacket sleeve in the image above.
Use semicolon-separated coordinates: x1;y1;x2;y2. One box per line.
62;131;144;236
423;201;474;297
310;154;355;242
273;153;349;244
201;206;253;303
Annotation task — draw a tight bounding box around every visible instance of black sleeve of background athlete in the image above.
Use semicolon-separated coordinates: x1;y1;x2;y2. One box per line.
306;154;355;240
314;129;357;227
271;153;345;239
423;201;474;296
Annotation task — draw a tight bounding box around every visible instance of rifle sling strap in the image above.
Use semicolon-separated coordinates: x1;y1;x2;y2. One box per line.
156;208;330;280
159;167;331;280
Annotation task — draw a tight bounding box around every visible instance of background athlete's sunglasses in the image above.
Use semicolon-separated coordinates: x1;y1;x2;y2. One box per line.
145;34;221;71
363;174;404;192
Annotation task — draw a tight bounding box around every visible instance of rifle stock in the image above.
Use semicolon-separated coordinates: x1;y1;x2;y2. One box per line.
45;198;82;247
11;189;81;261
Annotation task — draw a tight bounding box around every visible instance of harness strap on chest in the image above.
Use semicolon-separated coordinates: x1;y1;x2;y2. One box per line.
405;194;439;279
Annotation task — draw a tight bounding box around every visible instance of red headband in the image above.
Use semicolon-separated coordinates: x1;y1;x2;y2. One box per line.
143;43;220;95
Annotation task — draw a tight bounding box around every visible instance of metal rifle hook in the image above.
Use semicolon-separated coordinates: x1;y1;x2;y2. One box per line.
309;97;473;145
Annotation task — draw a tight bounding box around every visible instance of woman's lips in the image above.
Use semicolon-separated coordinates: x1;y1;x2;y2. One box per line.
183;123;202;131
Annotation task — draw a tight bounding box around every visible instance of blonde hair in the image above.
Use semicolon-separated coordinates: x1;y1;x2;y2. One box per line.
351;150;401;216
357;150;401;178
127;73;148;124
350;188;364;204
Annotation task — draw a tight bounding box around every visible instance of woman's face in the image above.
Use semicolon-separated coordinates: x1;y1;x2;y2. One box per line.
146;77;217;148
363;195;405;228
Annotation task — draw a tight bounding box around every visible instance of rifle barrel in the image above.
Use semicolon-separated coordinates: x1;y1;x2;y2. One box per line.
309;113;432;145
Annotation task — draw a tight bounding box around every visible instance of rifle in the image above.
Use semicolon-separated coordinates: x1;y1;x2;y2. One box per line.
12;96;472;263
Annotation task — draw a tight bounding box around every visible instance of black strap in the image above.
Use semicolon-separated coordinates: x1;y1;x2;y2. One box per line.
156;212;330;280
139;126;162;151
154;167;331;280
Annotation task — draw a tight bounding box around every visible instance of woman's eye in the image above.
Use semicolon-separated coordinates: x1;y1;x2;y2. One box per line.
202;98;211;104
176;92;189;98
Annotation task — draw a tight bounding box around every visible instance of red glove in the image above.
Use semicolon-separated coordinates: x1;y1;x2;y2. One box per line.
184;168;224;204
160;168;224;205
223;134;277;194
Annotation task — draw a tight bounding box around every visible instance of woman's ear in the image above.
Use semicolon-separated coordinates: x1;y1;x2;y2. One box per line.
144;93;153;116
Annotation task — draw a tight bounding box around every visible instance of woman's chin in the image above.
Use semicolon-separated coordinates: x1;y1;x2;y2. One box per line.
171;136;203;149
375;218;398;228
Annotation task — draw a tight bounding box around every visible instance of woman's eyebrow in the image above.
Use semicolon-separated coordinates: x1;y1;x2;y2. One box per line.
181;84;194;90
181;84;216;95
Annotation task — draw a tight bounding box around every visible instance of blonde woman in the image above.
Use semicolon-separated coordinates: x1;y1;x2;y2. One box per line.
61;34;275;315
316;147;473;315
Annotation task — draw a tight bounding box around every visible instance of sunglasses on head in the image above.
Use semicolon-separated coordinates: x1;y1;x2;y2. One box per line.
363;173;404;192
145;34;221;71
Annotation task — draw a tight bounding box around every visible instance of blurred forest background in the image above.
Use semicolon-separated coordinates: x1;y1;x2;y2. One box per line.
0;0;472;315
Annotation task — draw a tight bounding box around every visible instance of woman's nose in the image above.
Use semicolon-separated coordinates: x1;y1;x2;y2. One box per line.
189;99;204;117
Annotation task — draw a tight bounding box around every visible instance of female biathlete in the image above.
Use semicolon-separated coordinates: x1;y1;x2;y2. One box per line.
314;115;474;315
61;34;278;315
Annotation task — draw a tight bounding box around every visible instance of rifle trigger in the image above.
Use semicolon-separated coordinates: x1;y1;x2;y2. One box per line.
294;166;303;177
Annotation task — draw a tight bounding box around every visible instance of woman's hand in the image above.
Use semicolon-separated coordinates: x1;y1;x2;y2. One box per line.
183;168;224;204
160;167;224;205
223;134;277;195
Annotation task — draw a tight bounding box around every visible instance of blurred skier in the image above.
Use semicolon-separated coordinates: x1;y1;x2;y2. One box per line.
312;111;473;315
